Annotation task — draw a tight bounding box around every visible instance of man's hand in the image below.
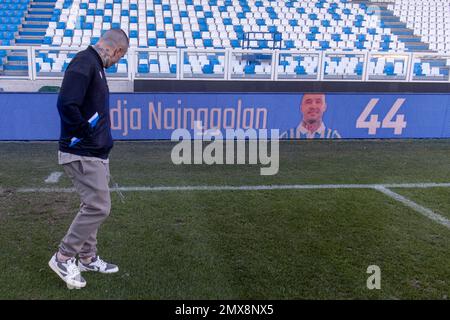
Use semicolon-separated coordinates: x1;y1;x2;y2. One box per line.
70;112;100;147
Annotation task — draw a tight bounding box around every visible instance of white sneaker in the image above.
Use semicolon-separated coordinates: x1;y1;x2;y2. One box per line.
78;255;119;274
48;253;86;289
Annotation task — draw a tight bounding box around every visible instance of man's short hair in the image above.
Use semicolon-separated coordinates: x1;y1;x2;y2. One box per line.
302;93;326;104
100;28;129;49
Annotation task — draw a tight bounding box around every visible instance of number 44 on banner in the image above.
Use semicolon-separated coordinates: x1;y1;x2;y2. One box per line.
356;98;407;135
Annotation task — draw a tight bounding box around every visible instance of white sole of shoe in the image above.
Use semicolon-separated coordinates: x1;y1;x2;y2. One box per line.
78;264;119;274
48;259;86;289
103;267;119;274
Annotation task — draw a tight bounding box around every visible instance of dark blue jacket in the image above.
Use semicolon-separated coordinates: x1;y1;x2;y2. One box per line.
57;46;112;159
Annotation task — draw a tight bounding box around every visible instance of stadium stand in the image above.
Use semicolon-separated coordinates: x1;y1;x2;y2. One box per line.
386;0;450;81
42;0;399;51
0;0;449;81
388;0;450;53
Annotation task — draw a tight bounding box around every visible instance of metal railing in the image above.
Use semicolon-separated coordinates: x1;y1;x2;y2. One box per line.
0;46;449;83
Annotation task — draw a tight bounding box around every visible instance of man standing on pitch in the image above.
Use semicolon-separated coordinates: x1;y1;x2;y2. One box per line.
48;29;129;289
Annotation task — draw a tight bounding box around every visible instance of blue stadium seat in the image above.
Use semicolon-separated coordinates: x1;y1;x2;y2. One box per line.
231;39;241;48
244;64;255;74
295;65;306;75
384;63;395;76
320;41;330;50
203;39;213;48
129;30;138;38
166;38;176;47
202;64;214;74
105;65;117;73
90;37;99;45
284;40;295;49
138;64;149;74
355;62;364;76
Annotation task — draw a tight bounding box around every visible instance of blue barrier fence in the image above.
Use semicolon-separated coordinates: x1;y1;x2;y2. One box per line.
0;93;449;140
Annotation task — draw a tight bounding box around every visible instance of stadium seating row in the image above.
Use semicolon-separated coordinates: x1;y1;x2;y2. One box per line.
42;0;406;53
1;48;449;80
19;49;448;80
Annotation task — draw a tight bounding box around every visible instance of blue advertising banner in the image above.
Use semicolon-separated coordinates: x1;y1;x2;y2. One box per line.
0;92;449;140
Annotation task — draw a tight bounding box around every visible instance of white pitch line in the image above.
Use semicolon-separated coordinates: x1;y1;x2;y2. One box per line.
383;182;450;189
13;182;450;193
44;172;63;184
374;186;450;229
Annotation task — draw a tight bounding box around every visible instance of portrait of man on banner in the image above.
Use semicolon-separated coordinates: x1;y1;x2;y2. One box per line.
281;93;341;139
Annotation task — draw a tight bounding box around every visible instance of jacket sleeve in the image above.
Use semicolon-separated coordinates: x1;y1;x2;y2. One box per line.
57;59;93;138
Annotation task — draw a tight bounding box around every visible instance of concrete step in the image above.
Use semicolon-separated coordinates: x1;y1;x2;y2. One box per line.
6;51;29;58
390;28;414;36
381;15;400;22
0;69;29;77
351;0;393;6
28;7;53;15
381;21;407;28
16;34;44;39
379;10;394;16
5;59;28;65
396;34;422;42
20;27;47;33
404;42;430;51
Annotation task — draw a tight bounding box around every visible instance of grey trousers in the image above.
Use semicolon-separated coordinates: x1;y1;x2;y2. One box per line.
59;160;111;258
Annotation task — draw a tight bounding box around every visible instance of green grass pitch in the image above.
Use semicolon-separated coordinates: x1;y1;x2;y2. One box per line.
0;140;449;299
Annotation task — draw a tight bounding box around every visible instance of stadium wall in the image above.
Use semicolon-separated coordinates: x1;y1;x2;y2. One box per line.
0;92;449;140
